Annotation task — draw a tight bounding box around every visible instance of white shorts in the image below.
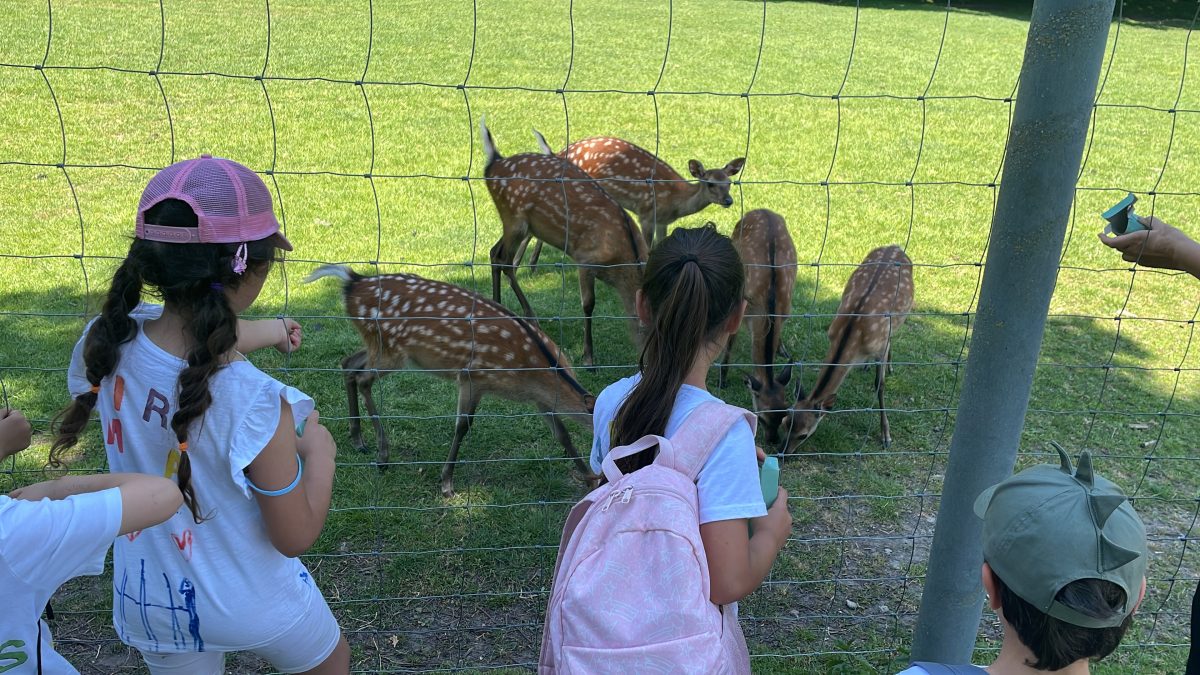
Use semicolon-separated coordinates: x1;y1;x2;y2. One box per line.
137;595;342;674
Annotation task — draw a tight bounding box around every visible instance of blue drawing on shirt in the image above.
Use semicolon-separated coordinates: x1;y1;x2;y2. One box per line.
115;559;204;652
300;570;310;586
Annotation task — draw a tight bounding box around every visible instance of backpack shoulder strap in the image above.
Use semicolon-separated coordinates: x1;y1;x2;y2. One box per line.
661;401;756;481
910;663;988;675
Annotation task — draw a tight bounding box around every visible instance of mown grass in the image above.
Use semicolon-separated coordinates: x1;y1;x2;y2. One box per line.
2;0;1199;672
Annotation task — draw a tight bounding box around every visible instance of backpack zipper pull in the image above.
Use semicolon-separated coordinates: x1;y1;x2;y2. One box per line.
620;487;633;504
602;489;621;512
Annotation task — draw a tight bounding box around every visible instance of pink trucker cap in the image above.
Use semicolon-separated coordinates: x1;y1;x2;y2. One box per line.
135;154;292;251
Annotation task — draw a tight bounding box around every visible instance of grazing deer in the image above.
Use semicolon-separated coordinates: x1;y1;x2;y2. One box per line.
523;130;744;265
481;117;646;367
718;209;797;446
780;245;913;453
305;264;597;497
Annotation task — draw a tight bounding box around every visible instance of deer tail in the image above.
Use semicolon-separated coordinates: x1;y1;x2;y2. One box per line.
480;115;501;170
532;128;554;155
304;264;363;296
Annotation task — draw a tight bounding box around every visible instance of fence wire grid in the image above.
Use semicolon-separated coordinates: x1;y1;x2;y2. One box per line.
1;0;1199;672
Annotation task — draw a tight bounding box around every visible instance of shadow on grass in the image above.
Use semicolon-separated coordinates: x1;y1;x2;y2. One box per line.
741;0;1197;27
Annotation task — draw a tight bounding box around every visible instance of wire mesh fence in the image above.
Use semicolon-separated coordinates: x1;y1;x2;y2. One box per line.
1;0;1198;672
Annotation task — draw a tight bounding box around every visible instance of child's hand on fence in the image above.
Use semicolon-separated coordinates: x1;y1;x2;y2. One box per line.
274;318;303;355
751;486;792;551
1099;216;1200;274
0;408;32;461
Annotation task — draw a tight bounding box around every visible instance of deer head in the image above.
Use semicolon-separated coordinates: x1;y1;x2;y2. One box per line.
745;363;792;446
780;384;836;455
688;158;745;208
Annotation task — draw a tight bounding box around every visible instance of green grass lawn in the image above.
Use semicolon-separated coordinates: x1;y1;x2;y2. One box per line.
3;0;1200;672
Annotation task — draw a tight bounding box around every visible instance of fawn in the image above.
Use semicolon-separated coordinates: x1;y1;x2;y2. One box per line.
527;130;745;257
780;245;913;453
305;264;596;497
481;117;646;367
719;209;797;446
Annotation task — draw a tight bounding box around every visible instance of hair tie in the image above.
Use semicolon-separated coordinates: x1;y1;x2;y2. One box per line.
232;242;248;275
680;254;699;266
210;282;224;293
89;384;100;394
178;441;189;454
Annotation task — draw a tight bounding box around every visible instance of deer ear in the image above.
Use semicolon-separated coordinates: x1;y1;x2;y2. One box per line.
688;159;705;178
777;364;793;386
746;374;763;393
725;157;746;176
821;395;837;411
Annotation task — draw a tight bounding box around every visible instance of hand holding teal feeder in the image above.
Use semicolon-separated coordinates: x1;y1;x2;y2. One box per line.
760;455;780;508
1102;193;1144;236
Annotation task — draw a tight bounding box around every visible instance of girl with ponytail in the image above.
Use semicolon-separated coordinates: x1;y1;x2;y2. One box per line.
589;224;793;609
53;156;348;674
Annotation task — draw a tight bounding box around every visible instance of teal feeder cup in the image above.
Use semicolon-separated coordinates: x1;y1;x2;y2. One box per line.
1102;193;1144;236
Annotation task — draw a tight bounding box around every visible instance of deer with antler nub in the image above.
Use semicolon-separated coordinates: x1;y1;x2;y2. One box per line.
305;264;597;497
780;245;913;453
481;117;647;367
522;131;744;263
718;209;797;446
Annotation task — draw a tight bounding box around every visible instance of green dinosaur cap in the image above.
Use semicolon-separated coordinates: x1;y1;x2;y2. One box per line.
973;444;1147;629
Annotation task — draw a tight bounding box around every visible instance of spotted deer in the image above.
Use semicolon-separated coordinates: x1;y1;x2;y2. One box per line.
305;264;597;497
780;245;913;453
523;130;744;264
481;117;647;367
718;209;797;446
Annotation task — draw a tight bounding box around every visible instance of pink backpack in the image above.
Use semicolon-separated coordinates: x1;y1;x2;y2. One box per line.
539;402;755;675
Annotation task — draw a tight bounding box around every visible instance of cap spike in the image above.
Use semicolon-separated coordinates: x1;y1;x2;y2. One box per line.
1050;441;1073;474
1099;533;1142;572
1089;493;1127;528
1075;451;1095;487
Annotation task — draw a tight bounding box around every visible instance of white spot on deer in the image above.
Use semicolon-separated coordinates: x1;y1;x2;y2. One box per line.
499;328;512;339
369;307;379;318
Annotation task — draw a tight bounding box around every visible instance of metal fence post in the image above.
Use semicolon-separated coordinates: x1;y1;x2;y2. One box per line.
910;0;1117;662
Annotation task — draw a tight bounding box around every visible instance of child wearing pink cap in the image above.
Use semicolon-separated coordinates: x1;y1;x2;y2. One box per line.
51;155;348;674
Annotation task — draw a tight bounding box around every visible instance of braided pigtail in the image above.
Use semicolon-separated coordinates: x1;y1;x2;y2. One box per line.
51;257;143;467
170;280;240;523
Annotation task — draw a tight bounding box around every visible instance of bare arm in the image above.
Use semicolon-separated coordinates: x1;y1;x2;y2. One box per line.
10;473;182;536
244;402;336;558
0;408;32;461
1098;216;1200;279
700;487;792;605
236;318;303;355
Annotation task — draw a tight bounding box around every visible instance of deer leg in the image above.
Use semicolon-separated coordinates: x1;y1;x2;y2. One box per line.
541;408;597;489
441;378;484;497
638;210;656;249
718;331;737;389
342;350;368;453
528;239;545;269
887;343;894;375
357;368;390;470
492;231;538;323
876;356;891;449
579;267;597;370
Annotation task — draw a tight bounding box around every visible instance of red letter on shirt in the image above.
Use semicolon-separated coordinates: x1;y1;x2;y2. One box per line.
106;418;124;454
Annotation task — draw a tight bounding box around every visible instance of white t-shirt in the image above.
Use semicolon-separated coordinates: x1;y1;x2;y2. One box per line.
589;373;766;525
68;304;325;655
0;488;123;675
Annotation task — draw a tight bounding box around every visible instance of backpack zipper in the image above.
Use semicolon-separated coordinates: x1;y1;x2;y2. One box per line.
602;487;633;512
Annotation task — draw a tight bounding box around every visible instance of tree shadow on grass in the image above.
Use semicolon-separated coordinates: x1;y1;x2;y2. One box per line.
741;0;1197;27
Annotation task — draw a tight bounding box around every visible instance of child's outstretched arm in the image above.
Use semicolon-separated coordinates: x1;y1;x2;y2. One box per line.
236;318;303;355
1099;216;1200;279
10;473;182;536
701;488;792;605
0;408;33;462
245;402;337;558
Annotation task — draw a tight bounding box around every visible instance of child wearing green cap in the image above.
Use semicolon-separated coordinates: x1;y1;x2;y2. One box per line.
900;446;1148;675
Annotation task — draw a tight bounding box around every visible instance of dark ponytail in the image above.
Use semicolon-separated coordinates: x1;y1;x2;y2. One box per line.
51;258;144;466
52;198;276;523
611;224;744;473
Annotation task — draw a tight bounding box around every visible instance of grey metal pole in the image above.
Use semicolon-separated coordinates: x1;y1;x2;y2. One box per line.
910;0;1116;662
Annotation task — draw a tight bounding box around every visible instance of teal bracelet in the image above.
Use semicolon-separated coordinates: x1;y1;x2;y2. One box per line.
247;453;303;497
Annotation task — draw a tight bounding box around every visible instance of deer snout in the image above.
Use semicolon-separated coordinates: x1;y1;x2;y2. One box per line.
721;196;734;207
